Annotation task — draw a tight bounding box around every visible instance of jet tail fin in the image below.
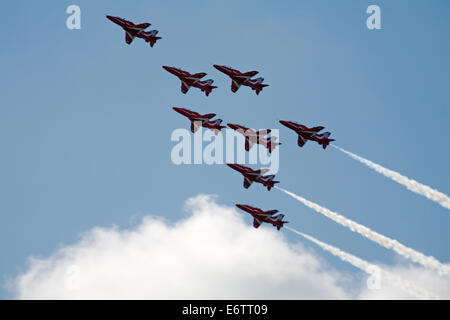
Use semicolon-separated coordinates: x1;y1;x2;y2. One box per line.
265;175;279;191
267;140;281;153
203;80;217;96
148;37;162;47
254;84;269;95
259;136;281;153
276;220;288;230
316;132;334;149
320;139;335;149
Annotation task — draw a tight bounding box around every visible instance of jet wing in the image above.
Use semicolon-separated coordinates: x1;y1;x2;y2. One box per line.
245;137;254;151
295;124;309;131
234;71;258;80
243;177;253;189
242;71;259;77
190;121;201;133
199;113;216;120
309;126;325;132
255;212;274;219
191;72;207;79
181;81;190;94
125;32;135;44
256;129;271;136
134;23;151;30
253;217;262;228
231;80;241;93
257;168;270;175
297;135;307;147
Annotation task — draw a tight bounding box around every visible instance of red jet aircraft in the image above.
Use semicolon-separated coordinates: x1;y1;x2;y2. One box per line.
106;15;161;47
279;120;335;149
173;107;226;135
236;204;288;230
227;123;281;153
226;163;279;191
213;65;269;95
163;66;217;96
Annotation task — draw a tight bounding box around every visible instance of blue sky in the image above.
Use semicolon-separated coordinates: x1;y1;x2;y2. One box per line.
1;0;449;298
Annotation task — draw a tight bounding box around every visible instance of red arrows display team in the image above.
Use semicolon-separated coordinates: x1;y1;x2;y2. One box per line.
213;65;269;95
163;66;217;96
236;204;288;230
173;107;226;135
106;15;161;47
226;164;279;191
279;120;335;149
227;123;281;153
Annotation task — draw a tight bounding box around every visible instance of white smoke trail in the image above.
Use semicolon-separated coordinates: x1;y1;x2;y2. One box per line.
276;186;450;276
331;145;450;211
285;226;440;300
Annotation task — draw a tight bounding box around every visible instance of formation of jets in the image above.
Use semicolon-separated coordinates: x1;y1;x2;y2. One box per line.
162;65;269;96
107;14;337;231
106;17;269;96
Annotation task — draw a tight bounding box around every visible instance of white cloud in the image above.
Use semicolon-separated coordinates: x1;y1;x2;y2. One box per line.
9;194;449;299
10;194;350;299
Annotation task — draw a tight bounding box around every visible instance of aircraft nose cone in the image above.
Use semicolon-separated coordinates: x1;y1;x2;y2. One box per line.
235;204;246;211
227;123;238;130
163;66;178;75
279;120;291;128
172;107;183;114
226;163;243;173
